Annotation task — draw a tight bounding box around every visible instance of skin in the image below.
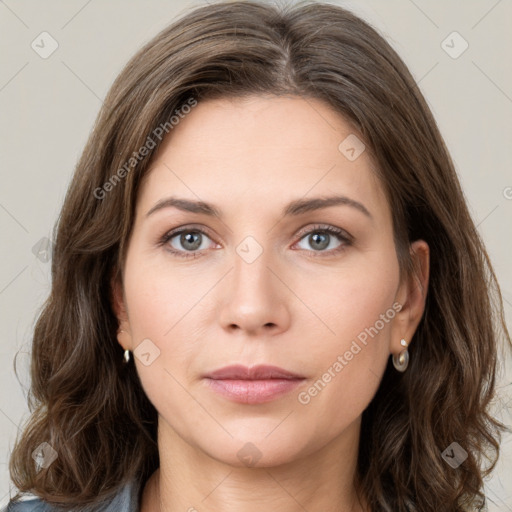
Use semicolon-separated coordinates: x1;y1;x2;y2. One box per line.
112;95;429;512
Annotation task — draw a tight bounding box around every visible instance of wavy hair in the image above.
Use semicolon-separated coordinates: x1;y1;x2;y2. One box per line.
7;1;511;510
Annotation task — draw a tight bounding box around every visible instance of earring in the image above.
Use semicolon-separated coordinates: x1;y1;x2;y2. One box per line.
392;338;409;372
118;329;130;363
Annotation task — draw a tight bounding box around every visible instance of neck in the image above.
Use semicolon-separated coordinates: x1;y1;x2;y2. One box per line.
140;416;368;512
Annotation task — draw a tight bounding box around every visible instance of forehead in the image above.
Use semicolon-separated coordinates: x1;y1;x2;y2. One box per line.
136;95;389;222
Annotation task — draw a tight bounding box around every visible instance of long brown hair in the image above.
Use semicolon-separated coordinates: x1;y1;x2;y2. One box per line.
7;1;511;510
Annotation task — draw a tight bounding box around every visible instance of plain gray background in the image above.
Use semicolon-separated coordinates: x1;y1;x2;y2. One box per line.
1;0;511;508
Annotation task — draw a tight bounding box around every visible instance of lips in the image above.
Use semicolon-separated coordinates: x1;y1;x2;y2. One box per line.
203;364;306;404
204;364;304;380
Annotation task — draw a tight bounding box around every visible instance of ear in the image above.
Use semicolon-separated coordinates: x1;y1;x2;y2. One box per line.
390;239;430;354
111;271;133;352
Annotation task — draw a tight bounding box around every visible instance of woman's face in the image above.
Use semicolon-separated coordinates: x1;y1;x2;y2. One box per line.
114;95;427;467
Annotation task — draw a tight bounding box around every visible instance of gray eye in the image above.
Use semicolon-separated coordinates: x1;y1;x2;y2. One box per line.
297;231;342;252
170;231;212;252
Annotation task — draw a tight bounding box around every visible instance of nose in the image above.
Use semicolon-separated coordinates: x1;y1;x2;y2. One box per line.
217;243;291;337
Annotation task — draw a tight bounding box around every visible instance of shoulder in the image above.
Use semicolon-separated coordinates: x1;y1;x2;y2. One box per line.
1;477;142;512
1;499;53;511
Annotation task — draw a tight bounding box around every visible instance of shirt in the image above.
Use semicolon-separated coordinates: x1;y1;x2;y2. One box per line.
1;477;142;512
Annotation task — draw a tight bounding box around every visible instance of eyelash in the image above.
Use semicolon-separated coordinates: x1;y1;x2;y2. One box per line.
157;223;353;259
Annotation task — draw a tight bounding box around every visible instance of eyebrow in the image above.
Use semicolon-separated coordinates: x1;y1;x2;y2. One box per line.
145;195;372;219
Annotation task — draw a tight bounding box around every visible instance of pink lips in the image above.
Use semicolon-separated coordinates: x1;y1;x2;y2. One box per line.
204;364;305;404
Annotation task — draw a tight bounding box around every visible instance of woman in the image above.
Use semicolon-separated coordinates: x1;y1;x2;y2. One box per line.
4;1;511;511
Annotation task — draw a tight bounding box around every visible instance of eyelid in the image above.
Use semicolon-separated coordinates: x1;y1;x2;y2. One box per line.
294;223;354;243
162;223;217;241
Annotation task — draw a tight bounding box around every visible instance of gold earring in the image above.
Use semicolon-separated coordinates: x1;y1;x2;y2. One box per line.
392;338;409;372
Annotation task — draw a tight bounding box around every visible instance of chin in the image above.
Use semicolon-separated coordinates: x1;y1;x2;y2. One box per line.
198;430;313;469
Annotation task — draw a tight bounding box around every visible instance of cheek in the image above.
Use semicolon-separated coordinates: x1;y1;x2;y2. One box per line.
294;250;399;413
122;259;203;425
298;246;399;351
122;248;204;384
123;242;204;341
